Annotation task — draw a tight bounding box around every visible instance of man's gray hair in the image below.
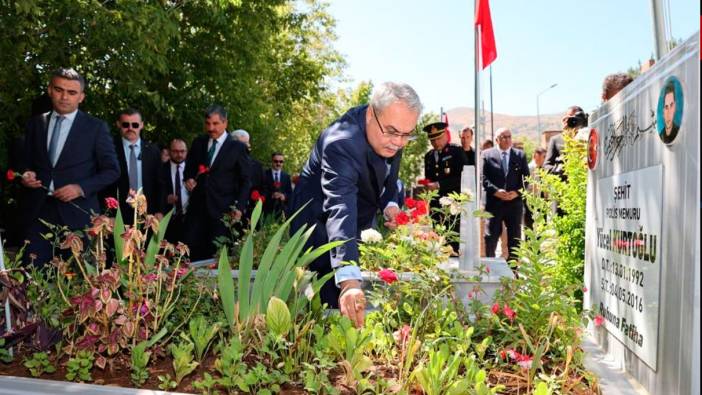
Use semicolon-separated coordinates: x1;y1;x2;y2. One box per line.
370;82;423;115
231;129;249;140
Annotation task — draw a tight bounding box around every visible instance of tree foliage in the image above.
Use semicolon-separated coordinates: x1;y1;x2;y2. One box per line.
0;0;343;168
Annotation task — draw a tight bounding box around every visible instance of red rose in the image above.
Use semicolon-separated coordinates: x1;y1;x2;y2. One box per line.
378;268;398;285
273;181;282;189
395;211;410;225
104;197;119;210
292;174;300;184
198;164;209;175
417;178;430;186
6;169;16;181
404;197;416;209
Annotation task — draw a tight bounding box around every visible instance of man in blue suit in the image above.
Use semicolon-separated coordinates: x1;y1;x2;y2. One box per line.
20;68;120;266
481;127;530;265
183;105;251;261
289;82;422;327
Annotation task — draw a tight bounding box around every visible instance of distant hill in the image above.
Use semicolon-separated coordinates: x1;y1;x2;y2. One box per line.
443;107;563;144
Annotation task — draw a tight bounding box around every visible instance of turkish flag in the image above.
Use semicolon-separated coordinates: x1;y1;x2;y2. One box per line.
441;112;451;142
475;0;497;69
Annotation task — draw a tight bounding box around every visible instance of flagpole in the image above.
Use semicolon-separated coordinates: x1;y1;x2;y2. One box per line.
489;65;494;140
474;0;481;212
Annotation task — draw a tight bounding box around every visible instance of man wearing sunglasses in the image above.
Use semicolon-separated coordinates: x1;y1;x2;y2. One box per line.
262;152;292;217
101;108;162;223
289;82;422;328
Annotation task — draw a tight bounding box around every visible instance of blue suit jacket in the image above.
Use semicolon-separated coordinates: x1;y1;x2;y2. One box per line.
481;147;530;211
289;105;401;271
22;110;120;229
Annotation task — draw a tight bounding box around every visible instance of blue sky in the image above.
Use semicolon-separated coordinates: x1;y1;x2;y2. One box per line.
326;0;699;116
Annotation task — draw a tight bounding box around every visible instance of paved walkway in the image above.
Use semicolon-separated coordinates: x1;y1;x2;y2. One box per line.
582;336;649;395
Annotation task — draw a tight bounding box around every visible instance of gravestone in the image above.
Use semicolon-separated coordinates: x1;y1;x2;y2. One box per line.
584;33;699;395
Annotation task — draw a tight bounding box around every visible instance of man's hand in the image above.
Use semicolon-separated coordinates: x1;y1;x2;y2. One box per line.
166;194;179;205
427;181;440;191
20;171;43;189
52;184;83;202
272;192;286;201
494;189;510;201
339;279;365;328
383;205;401;230
184;178;196;192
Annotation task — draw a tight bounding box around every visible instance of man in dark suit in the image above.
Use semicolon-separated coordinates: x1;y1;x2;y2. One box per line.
20;68;120;266
102;108;161;223
460;126;476;166
159;138;189;244
481;127;530;264
183;105;251;261
423;121;469;254
262;152;292;217
289;82;422;327
231;129;265;217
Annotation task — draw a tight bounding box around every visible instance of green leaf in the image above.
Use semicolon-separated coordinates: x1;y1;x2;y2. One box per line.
237;231;254;322
217;247;236;328
265;296;291;337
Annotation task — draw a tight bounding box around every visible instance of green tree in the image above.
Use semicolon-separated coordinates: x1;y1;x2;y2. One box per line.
0;0;343;170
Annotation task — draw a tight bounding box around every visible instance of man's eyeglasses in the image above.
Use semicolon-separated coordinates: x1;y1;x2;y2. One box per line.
121;122;141;129
372;106;417;142
273;160;284;164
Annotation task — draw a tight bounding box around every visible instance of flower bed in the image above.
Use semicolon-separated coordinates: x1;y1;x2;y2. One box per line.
1;192;600;394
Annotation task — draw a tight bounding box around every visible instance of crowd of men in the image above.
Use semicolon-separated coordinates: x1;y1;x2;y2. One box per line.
3;68;632;326
9;67;293;266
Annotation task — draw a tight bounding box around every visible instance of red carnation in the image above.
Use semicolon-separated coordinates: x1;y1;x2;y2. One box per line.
198;164;209;175
378;268;398;285
594;314;605;327
104;197;119;210
395;211;410;226
273;181;282;189
6;169;17;181
414;200;428;216
250;190;265;203
404;197;417;209
292;174;300;184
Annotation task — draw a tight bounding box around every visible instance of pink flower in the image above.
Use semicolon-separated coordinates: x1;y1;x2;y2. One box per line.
143;273;158;283
582;286;588;292
503;305;516;321
491;303;501;315
104;197;119;210
467;292;474;299
378;268;398;285
515;353;533;369
594;314;605;327
485;266;491;274
175;267;189;278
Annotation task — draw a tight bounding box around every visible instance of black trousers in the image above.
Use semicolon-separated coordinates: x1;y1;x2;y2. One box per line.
484;201;523;264
184;203;229;261
24;199;75;268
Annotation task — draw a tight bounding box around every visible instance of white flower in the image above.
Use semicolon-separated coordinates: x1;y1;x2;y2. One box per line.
439;196;453;207
360;228;383;243
449;203;462;216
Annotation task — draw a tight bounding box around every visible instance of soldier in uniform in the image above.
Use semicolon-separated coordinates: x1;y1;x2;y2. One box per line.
423;121;469;254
